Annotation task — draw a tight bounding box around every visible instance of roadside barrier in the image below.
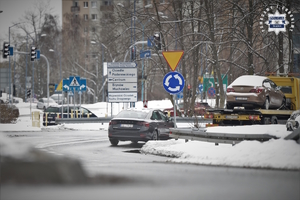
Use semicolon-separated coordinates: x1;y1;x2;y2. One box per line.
169;127;278;145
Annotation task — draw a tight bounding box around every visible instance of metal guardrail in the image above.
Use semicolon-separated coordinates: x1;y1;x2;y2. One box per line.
56;117;112;124
55;116;212;125
169;128;278;145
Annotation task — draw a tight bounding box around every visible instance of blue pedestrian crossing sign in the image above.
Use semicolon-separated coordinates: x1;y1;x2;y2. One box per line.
163;71;185;94
63;76;86;92
69;76;80;90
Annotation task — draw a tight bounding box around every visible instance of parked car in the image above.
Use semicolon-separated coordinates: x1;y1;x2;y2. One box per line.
108;108;174;146
286;110;300;131
36;98;58;110
163;102;211;117
226;75;286;110
43;105;97;126
50;93;66;105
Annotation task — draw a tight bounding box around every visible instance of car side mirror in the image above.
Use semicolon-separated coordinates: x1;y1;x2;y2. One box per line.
167;117;173;122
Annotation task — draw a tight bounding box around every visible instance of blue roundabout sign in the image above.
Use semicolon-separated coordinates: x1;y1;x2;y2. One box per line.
163;71;185;94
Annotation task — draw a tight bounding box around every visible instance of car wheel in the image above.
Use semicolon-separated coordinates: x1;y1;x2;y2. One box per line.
152;130;158;141
263;98;270;110
109;139;119;146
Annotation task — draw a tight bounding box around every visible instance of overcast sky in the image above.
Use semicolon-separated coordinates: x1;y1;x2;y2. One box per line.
0;0;62;41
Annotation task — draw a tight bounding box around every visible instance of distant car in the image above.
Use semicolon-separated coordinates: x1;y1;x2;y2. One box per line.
43;105;97;126
108;108;174;146
36;98;58;110
226;75;286;110
26;98;39;103
163;102;211;117
50;93;66;105
286;110;300;131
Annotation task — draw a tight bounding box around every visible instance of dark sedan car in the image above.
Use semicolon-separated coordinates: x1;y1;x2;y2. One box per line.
226;75;286;109
108;108;174;146
43;105;97;126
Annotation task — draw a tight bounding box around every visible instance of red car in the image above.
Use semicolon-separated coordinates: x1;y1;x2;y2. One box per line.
163;102;211;117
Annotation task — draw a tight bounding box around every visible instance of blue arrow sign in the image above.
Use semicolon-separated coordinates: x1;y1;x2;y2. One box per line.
198;84;203;93
140;50;151;59
63;79;69;91
163;71;185;94
75;79;87;91
80;79;86;91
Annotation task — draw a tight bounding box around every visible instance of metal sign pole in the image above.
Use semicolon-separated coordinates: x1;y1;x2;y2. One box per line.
173;95;176;128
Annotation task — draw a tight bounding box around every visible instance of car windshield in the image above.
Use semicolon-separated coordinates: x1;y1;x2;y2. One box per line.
45;107;59;112
229;75;266;87
116;110;149;119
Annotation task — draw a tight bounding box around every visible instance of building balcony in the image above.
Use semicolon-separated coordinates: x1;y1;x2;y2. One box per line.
71;6;80;12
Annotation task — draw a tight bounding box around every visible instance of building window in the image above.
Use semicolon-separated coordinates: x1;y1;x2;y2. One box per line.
92;14;97;21
92;27;96;32
104;0;112;5
84;14;88;21
73;1;78;6
146;0;151;5
160;0;165;3
91;1;97;8
84;2;88;8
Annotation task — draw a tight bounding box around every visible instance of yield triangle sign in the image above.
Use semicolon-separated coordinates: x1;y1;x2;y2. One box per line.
162;51;184;71
69;76;80;86
56;79;63;91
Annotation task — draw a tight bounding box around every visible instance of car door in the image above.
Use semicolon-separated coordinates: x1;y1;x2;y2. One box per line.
269;80;284;107
158;110;174;139
150;110;164;136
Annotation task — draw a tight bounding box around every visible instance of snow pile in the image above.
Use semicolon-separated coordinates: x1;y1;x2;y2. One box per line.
142;138;300;170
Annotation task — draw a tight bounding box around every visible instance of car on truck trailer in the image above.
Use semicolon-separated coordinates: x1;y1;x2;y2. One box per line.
204;74;300;126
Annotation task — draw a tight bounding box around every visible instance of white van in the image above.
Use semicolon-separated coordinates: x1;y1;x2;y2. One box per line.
50;93;66;105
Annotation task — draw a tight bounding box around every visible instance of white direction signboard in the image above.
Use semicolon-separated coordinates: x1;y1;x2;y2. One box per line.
108;82;137;92
108;93;137;102
107;68;137;78
107;62;137;103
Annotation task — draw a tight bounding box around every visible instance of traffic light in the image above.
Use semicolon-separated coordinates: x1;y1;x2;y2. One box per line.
2;42;9;59
30;46;37;61
153;32;161;50
27;90;31;98
131;47;136;61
